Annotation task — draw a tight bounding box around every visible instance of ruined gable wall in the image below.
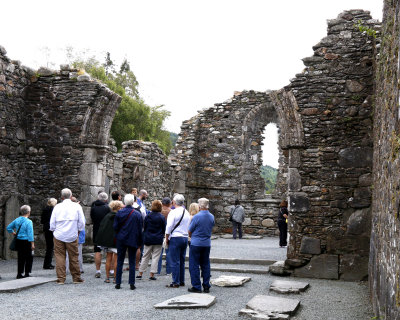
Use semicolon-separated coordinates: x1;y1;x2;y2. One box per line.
284;10;378;281
0;46;32;258
370;1;400;318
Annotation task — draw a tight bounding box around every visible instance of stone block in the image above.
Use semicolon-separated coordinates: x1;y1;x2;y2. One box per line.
243;217;251;226
154;293;216;309
293;254;339;279
346;208;371;235
300;237;321;254
338;147;373;168
262;219;275;227
243;295;300;316
288;168;301;191
0;277;57;293
269;261;290;276
288;193;310;213
269;280;310;294
79;163;98;185
339;254;369;281
211;275;251;287
83;148;97;162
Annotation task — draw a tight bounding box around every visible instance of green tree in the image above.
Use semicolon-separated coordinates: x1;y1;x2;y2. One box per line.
71;53;172;154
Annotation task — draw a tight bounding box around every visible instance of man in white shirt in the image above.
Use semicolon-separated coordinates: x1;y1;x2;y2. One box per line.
165;194;190;288
50;188;86;284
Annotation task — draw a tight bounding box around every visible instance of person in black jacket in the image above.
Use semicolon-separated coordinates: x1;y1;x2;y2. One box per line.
90;192;110;278
278;200;289;247
136;200;166;281
41;198;57;269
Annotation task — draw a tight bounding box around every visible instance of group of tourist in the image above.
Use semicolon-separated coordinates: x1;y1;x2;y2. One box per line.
5;187;215;293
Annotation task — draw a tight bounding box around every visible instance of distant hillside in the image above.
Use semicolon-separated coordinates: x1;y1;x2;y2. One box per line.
260;165;278;194
170;132;179;147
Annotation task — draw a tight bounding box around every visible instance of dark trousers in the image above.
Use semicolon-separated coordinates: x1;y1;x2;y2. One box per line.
43;230;54;268
116;242;137;285
16;239;33;276
189;245;211;291
169;237;188;285
278;220;288;246
232;221;242;239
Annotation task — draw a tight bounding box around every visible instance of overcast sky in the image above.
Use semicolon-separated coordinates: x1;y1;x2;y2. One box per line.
2;0;382;167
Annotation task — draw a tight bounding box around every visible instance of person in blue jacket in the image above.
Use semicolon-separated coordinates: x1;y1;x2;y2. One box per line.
113;194;143;290
7;205;35;279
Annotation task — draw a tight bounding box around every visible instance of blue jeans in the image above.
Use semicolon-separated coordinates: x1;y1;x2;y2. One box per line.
116;242;137;285
189;245;211;291
157;247;171;274
169;237;188;285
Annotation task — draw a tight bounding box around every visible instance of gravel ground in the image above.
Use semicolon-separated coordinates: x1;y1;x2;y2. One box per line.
209;237;287;261
0;256;373;320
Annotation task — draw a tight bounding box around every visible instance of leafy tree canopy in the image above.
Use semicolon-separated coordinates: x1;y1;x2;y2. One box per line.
71;52;172;154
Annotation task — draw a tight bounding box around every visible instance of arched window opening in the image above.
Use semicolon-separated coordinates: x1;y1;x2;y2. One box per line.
260;123;279;195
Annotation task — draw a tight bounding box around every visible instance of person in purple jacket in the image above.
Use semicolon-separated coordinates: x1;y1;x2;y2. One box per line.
113;194;143;290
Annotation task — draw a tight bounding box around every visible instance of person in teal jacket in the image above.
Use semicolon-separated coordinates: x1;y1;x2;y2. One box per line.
7;205;35;279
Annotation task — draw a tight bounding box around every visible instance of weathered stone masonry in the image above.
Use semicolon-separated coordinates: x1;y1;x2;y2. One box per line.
170;10;379;282
369;1;400;318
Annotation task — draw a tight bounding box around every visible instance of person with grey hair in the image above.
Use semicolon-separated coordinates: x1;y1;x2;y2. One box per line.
230;199;245;239
7;205;35;279
50;188;85;284
113;193;143;290
188;198;215;293
90;191;110;278
41;198;57;269
165;194;190;288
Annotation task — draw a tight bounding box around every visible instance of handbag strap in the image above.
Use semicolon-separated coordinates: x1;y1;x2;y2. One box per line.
171;208;185;235
118;209;135;231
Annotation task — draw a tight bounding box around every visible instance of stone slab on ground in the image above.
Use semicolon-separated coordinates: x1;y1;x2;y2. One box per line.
0;277;57;293
154;293;216;309
269;261;290;276
220;234;263;239
210;275;251;287
269;280;309;294
239;295;300;319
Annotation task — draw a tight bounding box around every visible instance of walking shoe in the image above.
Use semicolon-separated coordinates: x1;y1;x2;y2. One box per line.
136;275;142;279
203;287;210;293
95;272;101;278
188;287;202;293
149;277;157;281
43;265;55;270
16;274;24;279
179;282;185;286
73;279;84;284
130;284;136;290
166;283;179;288
56;280;65;285
115;284;121;289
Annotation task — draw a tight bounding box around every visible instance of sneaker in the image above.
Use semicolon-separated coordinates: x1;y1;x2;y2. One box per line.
43;265;55;270
188;287;202;293
95;272;101;278
73;279;84;284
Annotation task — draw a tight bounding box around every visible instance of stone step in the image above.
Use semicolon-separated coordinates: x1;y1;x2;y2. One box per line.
0;277;57;293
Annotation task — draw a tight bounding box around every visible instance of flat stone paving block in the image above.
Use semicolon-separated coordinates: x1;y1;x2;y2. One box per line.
0;277;57;293
211;275;251;287
246;295;300;315
269;280;309;294
154;293;216;309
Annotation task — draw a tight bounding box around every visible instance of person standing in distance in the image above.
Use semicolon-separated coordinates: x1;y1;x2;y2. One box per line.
230;199;245;239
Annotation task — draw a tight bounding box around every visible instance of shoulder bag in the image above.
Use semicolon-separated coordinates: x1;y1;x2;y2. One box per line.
229;206;237;222
9;221;25;251
163;208;185;249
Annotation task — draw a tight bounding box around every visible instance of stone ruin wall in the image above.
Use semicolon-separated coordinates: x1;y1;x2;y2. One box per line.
0;46;121;256
171;10;378;281
369;0;400;318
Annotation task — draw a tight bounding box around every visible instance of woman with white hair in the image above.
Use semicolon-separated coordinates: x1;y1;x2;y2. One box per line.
41;198;57;269
113;194;143;290
165;194;190;288
7;205;35;279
